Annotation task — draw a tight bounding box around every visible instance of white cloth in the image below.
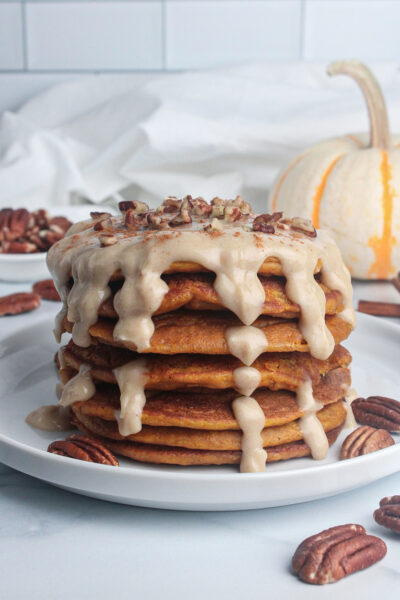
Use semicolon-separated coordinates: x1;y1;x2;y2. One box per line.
1;61;400;213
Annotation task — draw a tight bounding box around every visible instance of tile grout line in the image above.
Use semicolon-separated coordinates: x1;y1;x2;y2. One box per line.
21;1;28;71
299;0;306;60
161;0;167;71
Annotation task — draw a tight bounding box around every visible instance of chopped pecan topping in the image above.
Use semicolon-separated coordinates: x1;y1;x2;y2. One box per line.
118;200;135;212
352;396;400;432
224;205;242;222
119;200;149;216
169;196;193;226
340;426;394;459
253;212;282;234
204;217;224;232
48;434;119;466
192;197;212;216
146;212;168;230
124;209;143;230
0;292;41;316
93;217;113;232
99;233;118;247
90;211;112;221
292;524;387;584
158;197;182;214
374;496;400;534
288;216;317;238
33;279;60;302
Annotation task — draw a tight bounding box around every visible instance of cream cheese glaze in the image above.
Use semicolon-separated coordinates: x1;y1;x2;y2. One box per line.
296;379;329;460
59;364;95;407
343;386;358;429
113;359;148;436
47;202;355;472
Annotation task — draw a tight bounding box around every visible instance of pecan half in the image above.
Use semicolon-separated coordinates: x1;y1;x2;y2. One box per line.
1;240;38;254
0;292;41;316
0;208;13;229
374;496;400;534
357;300;400;317
292;524;387;585
352;396;400;432
49;216;72;232
33;279;60;301
47;434;119;466
10;208;30;237
340;426;394;459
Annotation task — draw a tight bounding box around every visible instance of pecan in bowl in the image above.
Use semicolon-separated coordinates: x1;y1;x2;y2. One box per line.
48;434;119;466
352;396;400;432
0;207;72;255
340;426;394;460
292;524;387;584
374;496;400;534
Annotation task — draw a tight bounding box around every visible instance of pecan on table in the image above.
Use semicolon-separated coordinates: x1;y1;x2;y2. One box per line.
352;396;400;432
33;279;60;302
0;292;41;316
292;524;387;585
374;496;400;534
48;434;119;466
340;426;394;460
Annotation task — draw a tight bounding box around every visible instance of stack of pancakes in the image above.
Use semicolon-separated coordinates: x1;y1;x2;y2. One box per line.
50;197;354;470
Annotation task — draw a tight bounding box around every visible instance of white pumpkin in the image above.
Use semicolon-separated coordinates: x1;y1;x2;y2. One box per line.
269;60;400;280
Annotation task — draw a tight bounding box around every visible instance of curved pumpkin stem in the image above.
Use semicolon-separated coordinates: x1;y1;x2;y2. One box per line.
327;60;391;149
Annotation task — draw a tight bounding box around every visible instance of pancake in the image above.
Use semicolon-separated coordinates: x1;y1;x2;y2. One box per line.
61;341;351;392
70;367;350;430
72;400;346;451
72;418;343;466
95;273;343;319
63;312;352;355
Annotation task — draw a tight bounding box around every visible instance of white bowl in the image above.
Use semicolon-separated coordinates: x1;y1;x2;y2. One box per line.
0;252;50;282
0;204;107;282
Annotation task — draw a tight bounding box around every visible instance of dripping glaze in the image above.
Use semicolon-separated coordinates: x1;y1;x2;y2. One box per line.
47;206;355;472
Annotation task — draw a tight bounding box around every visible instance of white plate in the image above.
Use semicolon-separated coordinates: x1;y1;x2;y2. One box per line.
0;313;399;511
0;205;105;282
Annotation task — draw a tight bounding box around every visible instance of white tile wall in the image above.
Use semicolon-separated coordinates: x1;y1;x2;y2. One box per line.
26;2;163;70
0;3;24;70
304;0;400;61
1;0;400;111
166;1;301;69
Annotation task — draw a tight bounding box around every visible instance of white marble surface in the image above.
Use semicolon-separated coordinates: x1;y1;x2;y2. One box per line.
0;278;399;599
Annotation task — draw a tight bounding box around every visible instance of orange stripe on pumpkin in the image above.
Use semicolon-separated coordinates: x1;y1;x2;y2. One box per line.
270;153;309;212
367;150;397;279
311;155;343;228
